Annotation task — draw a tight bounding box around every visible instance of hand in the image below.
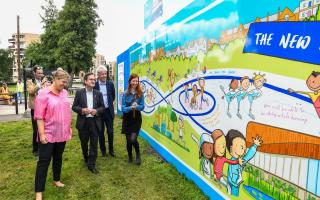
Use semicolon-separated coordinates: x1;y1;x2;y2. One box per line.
131;102;137;109
239;157;244;166
90;109;97;116
41;77;47;86
82;108;90;115
253;135;263;147
39;134;48;144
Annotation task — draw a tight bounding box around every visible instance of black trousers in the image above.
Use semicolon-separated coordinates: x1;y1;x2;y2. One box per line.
35;142;66;192
31;109;38;152
79;118;99;167
99;108;114;154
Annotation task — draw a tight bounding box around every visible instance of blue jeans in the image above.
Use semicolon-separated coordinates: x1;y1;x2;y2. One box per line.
17;92;22;103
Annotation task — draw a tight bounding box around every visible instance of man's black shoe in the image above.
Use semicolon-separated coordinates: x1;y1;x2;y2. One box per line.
136;154;141;165
109;151;116;157
101;152;107;157
88;167;99;174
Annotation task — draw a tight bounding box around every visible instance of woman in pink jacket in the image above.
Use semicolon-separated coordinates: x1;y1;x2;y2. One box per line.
34;69;72;200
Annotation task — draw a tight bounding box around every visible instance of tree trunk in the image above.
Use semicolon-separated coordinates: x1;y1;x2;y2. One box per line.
68;71;74;88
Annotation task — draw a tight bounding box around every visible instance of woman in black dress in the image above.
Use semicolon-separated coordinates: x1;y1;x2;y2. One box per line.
121;74;145;165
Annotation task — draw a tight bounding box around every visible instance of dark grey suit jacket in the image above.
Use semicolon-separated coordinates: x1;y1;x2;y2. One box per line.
72;88;105;132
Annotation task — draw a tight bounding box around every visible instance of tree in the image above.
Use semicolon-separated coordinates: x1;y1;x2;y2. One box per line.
24;0;59;69
0;49;14;82
23;42;43;66
317;5;320;21
40;0;59;29
25;0;102;84
54;0;102;78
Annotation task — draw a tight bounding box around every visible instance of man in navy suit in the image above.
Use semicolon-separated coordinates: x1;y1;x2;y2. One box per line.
94;66;116;157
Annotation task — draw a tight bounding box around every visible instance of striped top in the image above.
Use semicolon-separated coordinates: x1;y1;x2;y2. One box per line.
34;87;72;143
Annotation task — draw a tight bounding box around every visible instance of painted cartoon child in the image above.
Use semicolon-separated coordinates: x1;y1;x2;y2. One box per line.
226;130;262;197
190;84;199;110
198;77;209;110
288;71;320;118
220;79;239;118
184;83;190;104
211;129;243;193
247;73;266;120
178;115;185;145
198;133;215;179
235;76;250;119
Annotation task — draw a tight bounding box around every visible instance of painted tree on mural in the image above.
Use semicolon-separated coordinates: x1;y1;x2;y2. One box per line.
156;106;161;126
170;111;177;132
166;103;172;130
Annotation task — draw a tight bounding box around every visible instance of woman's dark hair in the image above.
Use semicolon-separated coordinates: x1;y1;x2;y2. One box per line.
84;72;94;81
226;129;245;153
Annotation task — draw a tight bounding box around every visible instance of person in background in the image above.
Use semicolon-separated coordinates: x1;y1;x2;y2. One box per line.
72;72;105;174
94;66;116;157
27;65;45;156
0;82;12;105
34;69;72;200
16;79;24;104
121;74;145;165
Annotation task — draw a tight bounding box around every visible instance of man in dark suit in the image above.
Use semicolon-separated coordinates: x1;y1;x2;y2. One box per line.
72;72;105;174
94;66;116;157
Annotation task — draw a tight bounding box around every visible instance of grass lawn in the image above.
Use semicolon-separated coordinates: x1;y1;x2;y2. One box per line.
0;117;208;200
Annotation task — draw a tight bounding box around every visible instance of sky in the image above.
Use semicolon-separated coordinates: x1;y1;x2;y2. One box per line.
0;0;192;61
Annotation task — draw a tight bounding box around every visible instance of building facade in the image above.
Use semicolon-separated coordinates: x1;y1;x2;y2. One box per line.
8;33;40;81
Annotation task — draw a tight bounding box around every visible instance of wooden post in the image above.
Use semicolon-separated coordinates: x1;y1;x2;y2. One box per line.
17;15;21;80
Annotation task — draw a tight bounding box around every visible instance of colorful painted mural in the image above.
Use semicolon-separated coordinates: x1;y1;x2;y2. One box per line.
117;0;320;199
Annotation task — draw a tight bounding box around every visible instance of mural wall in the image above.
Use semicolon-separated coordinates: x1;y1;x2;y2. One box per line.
117;0;320;199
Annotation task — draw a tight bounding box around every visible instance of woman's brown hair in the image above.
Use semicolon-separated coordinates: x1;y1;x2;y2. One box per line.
126;73;142;98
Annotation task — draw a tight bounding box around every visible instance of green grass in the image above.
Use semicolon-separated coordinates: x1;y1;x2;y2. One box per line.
0;117;208;200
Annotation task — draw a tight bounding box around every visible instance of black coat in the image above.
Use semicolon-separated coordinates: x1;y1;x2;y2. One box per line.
72;88;105;132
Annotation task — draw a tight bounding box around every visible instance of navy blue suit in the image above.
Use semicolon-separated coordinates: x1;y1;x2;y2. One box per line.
94;80;115;154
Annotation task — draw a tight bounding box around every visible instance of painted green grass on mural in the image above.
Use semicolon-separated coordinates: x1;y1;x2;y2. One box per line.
132;39;318;94
0;117;208;200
